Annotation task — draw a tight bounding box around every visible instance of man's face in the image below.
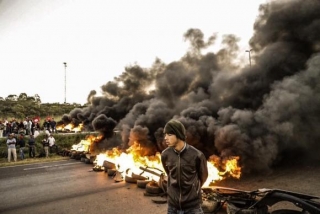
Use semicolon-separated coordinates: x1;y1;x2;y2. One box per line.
164;133;178;147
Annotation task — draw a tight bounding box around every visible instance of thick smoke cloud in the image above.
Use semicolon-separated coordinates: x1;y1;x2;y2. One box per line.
63;0;320;173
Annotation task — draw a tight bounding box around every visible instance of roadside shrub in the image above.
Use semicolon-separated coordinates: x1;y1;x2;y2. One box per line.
0;132;99;158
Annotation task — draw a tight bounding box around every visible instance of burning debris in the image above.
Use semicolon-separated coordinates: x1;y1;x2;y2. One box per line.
59;134;103;163
60;0;320;174
64;136;242;207
56;123;84;133
66;137;320;212
70;136;241;186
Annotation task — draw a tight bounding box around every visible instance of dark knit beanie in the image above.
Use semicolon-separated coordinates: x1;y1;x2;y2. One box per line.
164;119;186;141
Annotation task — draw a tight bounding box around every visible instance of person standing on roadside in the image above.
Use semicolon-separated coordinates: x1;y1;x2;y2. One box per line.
27;118;32;135
11;119;18;134
0;121;4;138
42;135;49;158
34;128;40;138
28;134;36;158
23;118;28;134
6;122;11;136
43;119;50;132
50;118;57;133
48;134;56;154
17;134;26;160
161;119;208;214
6;133;17;162
3;118;8;137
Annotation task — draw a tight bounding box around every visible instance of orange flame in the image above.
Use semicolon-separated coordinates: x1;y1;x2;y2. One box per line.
94;142;163;180
56;123;84;132
71;140;90;152
71;134;101;152
203;155;241;186
94;143;241;184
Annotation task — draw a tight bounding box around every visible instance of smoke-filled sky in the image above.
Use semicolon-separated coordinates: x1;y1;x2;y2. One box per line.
0;0;266;104
3;0;320;173
61;0;320;173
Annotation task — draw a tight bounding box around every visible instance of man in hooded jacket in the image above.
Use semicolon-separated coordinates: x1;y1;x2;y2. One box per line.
161;119;208;214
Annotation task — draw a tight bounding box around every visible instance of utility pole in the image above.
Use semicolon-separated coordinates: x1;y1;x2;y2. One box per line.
245;49;252;67
63;62;67;104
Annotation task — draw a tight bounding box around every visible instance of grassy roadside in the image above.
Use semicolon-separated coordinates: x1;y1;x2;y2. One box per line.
0;155;70;167
0;132;98;168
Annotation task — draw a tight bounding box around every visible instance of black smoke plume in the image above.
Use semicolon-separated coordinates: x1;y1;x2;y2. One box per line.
62;0;320;173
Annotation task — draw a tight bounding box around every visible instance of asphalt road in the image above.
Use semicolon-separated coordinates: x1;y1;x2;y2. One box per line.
0;160;167;214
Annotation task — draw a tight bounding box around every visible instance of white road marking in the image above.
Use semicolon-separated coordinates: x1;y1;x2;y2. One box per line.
0;160;70;169
23;162;81;170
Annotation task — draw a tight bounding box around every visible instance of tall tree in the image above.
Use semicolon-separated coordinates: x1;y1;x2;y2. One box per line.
6;94;17;101
18;93;28;101
34;94;41;104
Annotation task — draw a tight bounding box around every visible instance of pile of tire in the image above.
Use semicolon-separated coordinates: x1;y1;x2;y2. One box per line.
124;172;148;184
144;180;165;198
103;160;117;176
70;151;85;160
143;180;167;204
58;149;71;157
137;179;151;189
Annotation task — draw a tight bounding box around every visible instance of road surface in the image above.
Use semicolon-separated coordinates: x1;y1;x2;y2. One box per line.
2;158;320;214
0;160;167;214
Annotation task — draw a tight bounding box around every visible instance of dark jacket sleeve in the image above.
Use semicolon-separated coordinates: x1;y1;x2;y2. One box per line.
161;153;169;176
198;153;208;187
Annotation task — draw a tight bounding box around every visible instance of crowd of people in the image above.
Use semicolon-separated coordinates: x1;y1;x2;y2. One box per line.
0;117;57;138
1;117;58;162
5;132;57;162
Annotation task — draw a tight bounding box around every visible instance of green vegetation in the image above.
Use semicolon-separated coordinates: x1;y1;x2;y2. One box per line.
0;155;70;167
0;92;87;120
0;132;98;166
0;93;97;167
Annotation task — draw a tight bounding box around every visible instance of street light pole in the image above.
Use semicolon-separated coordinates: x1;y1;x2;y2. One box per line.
245;49;252;67
63;62;67;104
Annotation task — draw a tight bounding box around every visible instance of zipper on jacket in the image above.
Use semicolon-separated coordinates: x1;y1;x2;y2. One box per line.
178;154;182;210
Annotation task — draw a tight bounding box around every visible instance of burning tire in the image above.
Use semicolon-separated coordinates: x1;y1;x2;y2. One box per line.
131;173;148;181
74;152;82;160
125;175;138;183
145;181;163;195
137;180;151;189
270;210;301;214
61;150;70;156
70;152;76;159
103;161;116;170
107;169;117;176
